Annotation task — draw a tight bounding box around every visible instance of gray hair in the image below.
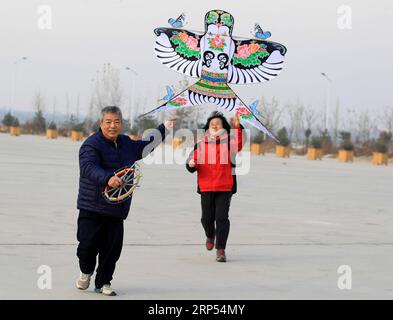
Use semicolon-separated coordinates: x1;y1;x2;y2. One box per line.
101;106;122;120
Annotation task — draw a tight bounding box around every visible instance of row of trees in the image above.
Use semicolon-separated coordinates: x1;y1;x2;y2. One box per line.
2;105;392;157
255;98;393;144
272;126;392;156
249;98;393;156
0;107;160;137
3;108;392;157
2;63;392;155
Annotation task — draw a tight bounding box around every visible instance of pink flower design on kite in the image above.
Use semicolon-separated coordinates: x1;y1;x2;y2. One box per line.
249;43;261;54
209;34;226;49
178;32;189;42
186;36;199;50
235;44;251;59
235;106;252;118
172;97;187;105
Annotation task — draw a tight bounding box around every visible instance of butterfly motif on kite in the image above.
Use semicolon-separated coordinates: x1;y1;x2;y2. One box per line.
168;13;185;28
253;23;271;40
249;100;261;117
162;85;175;101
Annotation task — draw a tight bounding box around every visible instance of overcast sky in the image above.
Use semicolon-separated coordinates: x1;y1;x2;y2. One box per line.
1;0;393;118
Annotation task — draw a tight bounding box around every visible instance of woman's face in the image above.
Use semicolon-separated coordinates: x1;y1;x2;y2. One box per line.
209;117;224;135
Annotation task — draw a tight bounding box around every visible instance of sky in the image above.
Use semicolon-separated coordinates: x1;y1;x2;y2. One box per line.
1;0;393;119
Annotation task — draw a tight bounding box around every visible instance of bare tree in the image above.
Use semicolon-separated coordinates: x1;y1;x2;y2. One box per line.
84;97;97;133
313;106;328;134
50;96;56;123
75;94;80;122
380;106;393;133
343;107;356;136
260;97;285;134
304;105;317;132
33;92;45;113
91;63;123;116
355;110;374;145
331;98;341;146
286;101;305;144
65;93;70;120
31;92;46;134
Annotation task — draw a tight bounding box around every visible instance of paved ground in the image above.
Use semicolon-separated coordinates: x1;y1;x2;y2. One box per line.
0;133;392;299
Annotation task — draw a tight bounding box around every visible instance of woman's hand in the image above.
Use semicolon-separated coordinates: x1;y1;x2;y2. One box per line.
188;159;196;168
234;114;240;127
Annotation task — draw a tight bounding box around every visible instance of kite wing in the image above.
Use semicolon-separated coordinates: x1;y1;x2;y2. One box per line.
154;28;204;78
228;37;287;85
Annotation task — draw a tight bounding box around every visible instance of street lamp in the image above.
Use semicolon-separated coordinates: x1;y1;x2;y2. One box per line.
125;66;138;125
321;72;332;132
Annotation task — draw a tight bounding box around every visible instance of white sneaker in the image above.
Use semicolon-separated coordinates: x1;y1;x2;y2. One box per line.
76;272;92;290
95;284;117;296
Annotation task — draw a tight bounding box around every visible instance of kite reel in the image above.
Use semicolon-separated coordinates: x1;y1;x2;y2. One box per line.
103;162;142;204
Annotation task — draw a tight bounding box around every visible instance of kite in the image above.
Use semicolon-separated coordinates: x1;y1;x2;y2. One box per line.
140;9;287;141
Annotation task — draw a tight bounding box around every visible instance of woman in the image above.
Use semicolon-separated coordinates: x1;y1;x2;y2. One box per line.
186;111;244;262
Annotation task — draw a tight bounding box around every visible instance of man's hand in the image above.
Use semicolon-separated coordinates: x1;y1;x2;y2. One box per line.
164;117;177;130
108;176;124;188
188;159;196;168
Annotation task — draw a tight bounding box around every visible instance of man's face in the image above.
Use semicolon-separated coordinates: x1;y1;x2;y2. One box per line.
100;112;122;141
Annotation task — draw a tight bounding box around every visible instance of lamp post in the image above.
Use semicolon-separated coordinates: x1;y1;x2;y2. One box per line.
125;67;138;126
321;72;332;132
11;56;28;111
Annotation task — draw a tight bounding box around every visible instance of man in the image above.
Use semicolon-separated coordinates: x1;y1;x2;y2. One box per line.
76;106;174;296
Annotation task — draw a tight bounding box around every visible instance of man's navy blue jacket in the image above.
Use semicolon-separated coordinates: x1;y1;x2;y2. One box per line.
77;124;168;219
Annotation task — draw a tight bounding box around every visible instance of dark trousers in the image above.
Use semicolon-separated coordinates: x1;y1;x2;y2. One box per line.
200;192;232;250
76;209;124;289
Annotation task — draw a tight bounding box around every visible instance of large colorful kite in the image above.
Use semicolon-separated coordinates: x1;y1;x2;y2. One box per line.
140;9;287;140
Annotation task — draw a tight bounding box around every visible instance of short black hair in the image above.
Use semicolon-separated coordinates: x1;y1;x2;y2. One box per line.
203;111;231;134
101;106;122;120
